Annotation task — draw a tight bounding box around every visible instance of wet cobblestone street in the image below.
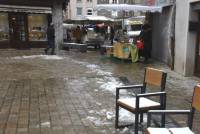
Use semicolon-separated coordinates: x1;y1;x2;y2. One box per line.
0;49;199;134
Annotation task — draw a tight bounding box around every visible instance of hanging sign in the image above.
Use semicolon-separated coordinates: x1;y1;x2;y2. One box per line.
156;0;174;6
146;0;156;6
146;0;174;6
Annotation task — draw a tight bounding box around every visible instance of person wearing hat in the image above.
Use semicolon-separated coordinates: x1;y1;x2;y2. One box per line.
45;22;55;55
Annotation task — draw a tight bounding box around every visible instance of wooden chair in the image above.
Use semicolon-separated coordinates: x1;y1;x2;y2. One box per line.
115;67;167;134
146;85;200;134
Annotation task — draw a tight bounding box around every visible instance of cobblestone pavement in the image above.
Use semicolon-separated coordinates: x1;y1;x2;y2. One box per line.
0;49;199;134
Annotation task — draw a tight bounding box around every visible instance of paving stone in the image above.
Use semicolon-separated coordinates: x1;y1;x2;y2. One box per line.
0;49;199;134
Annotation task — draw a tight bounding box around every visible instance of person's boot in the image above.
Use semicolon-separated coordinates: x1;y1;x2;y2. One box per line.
51;51;56;55
44;49;47;55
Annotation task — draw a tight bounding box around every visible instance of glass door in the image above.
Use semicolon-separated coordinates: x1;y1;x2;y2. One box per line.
9;14;28;48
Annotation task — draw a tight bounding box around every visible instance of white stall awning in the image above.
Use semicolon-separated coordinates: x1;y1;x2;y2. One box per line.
84;16;114;21
95;4;163;13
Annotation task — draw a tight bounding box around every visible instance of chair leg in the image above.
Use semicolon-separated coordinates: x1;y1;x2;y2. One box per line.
135;113;139;134
115;104;119;128
140;113;143;123
161;113;165;127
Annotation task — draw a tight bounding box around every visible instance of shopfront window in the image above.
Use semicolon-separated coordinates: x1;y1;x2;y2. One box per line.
28;14;48;41
0;13;9;41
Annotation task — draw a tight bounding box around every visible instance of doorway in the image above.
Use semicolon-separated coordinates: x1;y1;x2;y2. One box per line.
195;14;200;77
9;13;29;49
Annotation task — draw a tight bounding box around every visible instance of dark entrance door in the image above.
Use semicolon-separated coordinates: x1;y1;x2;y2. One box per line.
195;14;200;77
9;13;28;49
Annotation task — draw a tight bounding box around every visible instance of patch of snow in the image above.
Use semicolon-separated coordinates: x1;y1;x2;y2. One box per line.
120;127;129;133
42;55;63;60
86;116;111;127
11;55;63;60
96;102;102;106
86;116;101;126
99;76;123;94
71;60;112;76
118;108;147;124
70;59;124;95
89;110;95;114
100;109;107;113
119;109;135;124
106;112;114;120
41;121;50;127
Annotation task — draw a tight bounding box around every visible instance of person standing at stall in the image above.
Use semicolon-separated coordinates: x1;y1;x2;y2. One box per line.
74;26;82;43
110;26;115;45
45;22;55;55
139;24;152;62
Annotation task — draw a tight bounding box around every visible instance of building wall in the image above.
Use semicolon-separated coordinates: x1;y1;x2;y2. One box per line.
152;6;174;65
174;0;199;76
174;0;189;75
67;0;97;20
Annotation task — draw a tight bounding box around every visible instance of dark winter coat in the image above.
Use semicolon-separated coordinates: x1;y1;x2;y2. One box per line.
47;26;55;40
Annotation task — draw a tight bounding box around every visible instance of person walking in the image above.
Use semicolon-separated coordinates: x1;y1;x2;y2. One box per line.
45;23;55;55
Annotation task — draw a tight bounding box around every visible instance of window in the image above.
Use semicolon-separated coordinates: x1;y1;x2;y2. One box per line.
124;11;129;17
0;13;9;41
77;7;82;15
28;14;48;41
87;9;93;15
112;0;118;3
87;0;92;2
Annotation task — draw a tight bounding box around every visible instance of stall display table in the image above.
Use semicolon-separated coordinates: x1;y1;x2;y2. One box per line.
113;42;130;59
112;42;138;62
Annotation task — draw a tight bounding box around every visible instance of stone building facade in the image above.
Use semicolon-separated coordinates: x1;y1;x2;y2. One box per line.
67;0;98;20
174;0;200;77
0;0;67;52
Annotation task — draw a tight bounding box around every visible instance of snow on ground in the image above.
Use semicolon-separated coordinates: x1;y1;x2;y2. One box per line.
70;59;123;94
11;55;64;60
70;59;145;133
85;116;112;127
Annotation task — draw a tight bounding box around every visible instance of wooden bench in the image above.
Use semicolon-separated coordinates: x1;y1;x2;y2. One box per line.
63;43;87;52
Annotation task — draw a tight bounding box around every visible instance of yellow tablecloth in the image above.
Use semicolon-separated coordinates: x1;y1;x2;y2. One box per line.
113;42;130;59
113;42;138;62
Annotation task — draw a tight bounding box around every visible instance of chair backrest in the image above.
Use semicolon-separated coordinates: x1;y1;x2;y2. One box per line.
144;67;167;90
192;85;200;111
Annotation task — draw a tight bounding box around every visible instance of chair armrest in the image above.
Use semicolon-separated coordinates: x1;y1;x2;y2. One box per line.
148;110;191;114
116;84;144;100
136;92;167;110
137;92;166;98
116;84;144;90
147;110;192;128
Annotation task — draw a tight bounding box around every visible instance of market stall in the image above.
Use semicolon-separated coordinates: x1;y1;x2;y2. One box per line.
95;4;163;62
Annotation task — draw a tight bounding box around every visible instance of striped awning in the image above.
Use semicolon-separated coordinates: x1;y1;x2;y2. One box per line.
0;4;52;14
